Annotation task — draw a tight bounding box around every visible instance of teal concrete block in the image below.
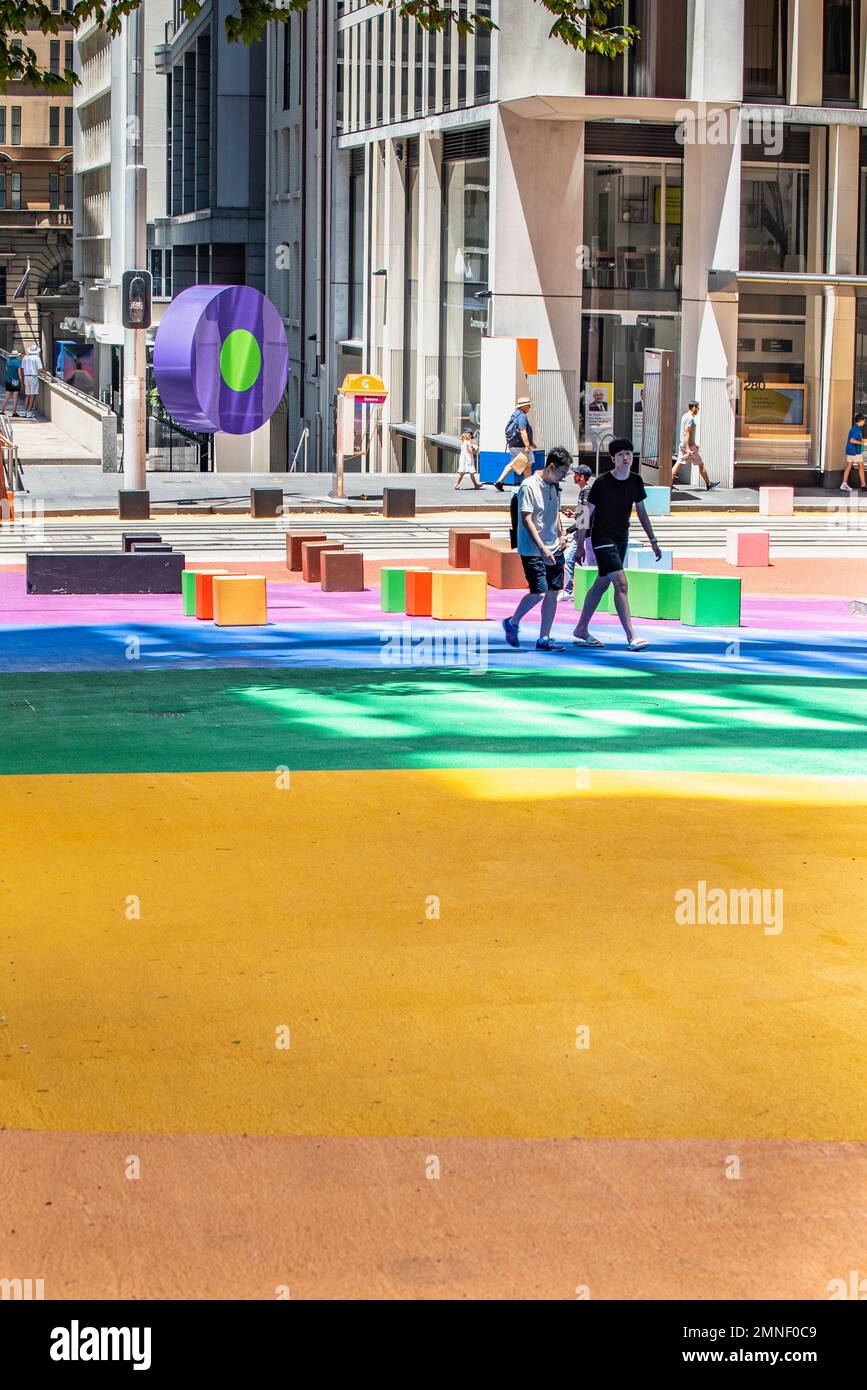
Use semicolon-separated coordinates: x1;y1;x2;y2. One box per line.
628;545;673;571
642;487;671;516
680;573;742;627
380;567;407;613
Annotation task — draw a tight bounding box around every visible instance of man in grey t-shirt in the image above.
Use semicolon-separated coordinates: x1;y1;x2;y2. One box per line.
502;446;571;652
671;400;719;491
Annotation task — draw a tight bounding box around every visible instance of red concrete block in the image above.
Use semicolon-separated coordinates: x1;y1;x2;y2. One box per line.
301;541;344;583
194;569;229;620
287;532;326;571
321;549;365;592
448;529;491;568
469;539;526;589
405;568;433;616
725;529;770;567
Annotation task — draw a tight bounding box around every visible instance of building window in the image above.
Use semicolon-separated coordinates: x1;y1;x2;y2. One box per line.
0;268;6;304
583;158;683;300
49;107;60;146
348;153;365;340
65;40;73;75
475;1;492;102
49;172;59;209
0;109;5;144
741;137;810;273
150;248;172;299
283;20;291;110
744;0;788;100
403;142;419;422
64;173;73;208
439;135;490;443
50;40;60;75
64;106;73;145
823;0;859;103
0;175;5;210
11;106;21;145
11;172;21;209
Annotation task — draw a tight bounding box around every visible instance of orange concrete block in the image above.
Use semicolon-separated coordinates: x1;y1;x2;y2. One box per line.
301;541;344;583
212;575;268;626
321;549;365;592
287;532;326;571
431;570;488;620
469;539;526;589
449;528;491;568
194;569;230;620
405;568;433;616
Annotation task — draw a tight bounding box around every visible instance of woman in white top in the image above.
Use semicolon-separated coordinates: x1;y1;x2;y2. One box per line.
455;429;482;490
21;345;43;419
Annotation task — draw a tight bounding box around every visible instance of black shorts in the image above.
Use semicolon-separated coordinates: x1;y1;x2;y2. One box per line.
521;551;565;594
591;537;628;577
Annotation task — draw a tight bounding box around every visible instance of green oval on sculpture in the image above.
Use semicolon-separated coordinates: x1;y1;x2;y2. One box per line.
219;329;262;393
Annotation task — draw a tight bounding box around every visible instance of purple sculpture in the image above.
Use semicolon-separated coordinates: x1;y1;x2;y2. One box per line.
152;285;289;435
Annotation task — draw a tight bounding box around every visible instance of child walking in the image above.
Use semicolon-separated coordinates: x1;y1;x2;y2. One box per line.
455;430;483;490
842;413;866;492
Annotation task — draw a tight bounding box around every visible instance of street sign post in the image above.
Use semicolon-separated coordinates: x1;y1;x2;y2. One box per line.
333;374;388;499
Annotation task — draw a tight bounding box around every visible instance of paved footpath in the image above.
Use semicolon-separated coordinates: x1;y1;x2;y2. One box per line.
1;542;865;1300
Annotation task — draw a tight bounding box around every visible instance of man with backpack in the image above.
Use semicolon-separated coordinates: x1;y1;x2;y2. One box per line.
494;395;537;491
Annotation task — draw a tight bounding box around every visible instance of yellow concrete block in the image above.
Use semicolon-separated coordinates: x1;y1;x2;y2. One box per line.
212;575;268;626
431;569;488;620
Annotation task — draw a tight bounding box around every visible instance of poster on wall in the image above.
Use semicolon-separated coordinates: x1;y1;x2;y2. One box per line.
584;381;614;449
632;383;644;453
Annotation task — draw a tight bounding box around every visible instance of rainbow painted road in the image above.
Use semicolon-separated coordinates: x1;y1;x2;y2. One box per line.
2;560;866;1300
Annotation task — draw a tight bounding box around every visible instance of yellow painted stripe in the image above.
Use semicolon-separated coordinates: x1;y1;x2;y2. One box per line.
3;769;866;1140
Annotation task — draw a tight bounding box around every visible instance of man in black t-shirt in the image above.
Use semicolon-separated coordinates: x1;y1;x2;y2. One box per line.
573;437;662;651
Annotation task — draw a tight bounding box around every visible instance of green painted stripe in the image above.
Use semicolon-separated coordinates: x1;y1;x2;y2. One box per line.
1;668;865;776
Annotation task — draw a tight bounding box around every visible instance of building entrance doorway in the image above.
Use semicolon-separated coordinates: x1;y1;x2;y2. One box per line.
580;310;679;465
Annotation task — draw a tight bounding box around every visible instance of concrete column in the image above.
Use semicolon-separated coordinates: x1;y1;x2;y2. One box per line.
687;0;744;102
819;125;861;483
413;132;442;473
679;114;742;483
487;109;583;455
789;0;823;107
377;138;405;471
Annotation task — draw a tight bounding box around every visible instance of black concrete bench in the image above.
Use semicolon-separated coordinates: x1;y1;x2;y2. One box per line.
26;551;185;595
122;531;162;552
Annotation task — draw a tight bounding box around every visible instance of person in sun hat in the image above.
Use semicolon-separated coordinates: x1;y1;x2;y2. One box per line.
493;394;537;491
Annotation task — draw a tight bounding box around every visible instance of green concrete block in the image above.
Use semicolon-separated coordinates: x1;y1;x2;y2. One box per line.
626;569;701;620
572;567;613;613
181;569;198;617
380;567;407;613
680;573;742;627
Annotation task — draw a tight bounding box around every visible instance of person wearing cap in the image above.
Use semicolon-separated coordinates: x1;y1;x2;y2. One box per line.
560;462;594;600
493;395;536;491
672;400;719;491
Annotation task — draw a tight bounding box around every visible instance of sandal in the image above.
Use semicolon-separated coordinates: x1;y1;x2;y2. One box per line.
626;638;649;651
573;634;605;648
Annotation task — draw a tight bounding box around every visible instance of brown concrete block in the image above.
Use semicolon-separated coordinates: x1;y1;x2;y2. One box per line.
286;532;326;571
469;539;526;589
321;549;365;592
301;541;344;583
448;529;491;568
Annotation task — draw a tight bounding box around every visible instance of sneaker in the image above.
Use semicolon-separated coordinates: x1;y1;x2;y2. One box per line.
706;481;720;491
536;637;566;652
502;617;520;649
559;587;573;602
494;481;505;492
841;481;852;492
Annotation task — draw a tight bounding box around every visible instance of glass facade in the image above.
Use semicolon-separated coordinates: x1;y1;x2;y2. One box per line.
583;159;683;306
403;152;419;422
580;312;679;457
740;159;809;273
439;151;490;448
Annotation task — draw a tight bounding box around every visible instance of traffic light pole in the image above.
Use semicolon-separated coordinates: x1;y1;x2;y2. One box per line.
123;6;147;490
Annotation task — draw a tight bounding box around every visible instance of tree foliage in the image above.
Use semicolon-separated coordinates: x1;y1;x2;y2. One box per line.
0;0;635;91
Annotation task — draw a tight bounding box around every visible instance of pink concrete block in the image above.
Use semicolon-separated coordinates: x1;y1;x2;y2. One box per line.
759;486;794;516
725;529;770;567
